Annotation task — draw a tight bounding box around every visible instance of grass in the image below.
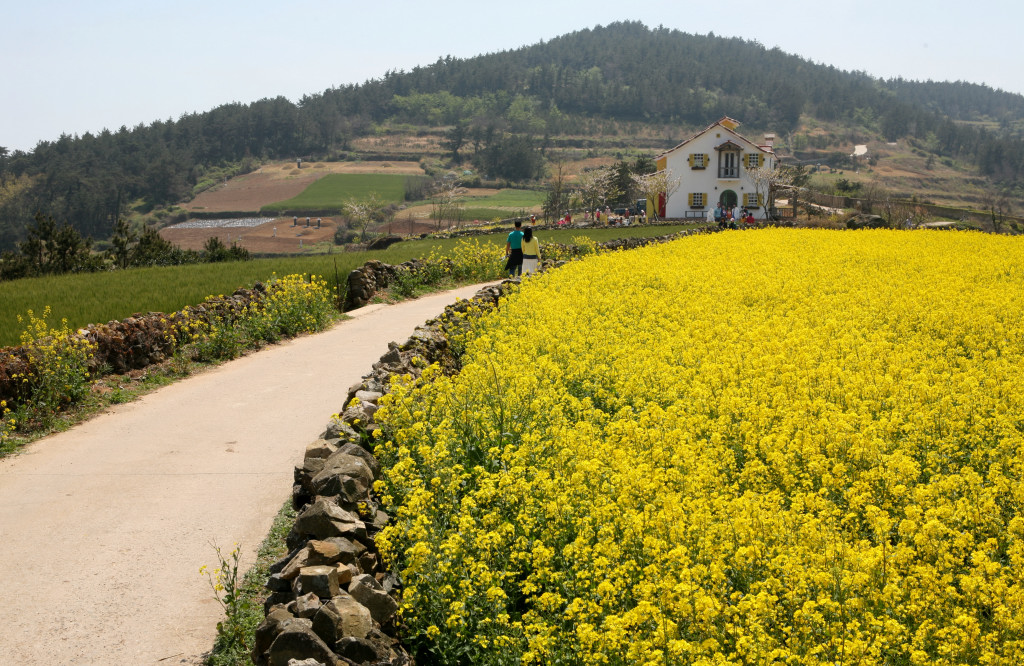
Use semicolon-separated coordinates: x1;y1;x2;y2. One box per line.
262;173;408;212
0;225;691;347
0;359;188;455
205;501;297;666
464;188;546;208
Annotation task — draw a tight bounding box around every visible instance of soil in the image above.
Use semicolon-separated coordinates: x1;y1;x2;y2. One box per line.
160;218;341;253
183;161;424;213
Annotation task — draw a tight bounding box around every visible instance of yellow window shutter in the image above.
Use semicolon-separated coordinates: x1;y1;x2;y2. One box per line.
688;154;695;167
688;192;694;206
703;153;710;166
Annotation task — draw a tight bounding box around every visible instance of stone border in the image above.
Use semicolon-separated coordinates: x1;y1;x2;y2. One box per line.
0;285;268;407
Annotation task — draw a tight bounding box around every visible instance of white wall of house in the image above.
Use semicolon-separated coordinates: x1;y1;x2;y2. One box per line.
657;118;776;220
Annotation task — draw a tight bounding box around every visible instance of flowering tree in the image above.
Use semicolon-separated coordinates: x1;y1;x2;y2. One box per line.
631;169;680;221
574;166;619;214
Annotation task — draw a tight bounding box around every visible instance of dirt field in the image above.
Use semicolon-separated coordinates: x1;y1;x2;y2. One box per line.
184;161;424;213
161;218;340;253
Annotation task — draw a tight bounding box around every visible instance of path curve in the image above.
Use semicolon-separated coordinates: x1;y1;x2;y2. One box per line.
0;283;492;665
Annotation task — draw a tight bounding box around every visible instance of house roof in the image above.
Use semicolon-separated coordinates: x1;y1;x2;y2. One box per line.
657;116;775;159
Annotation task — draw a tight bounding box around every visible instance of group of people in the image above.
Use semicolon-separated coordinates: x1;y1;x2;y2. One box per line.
504;220;541;277
709;203;756;228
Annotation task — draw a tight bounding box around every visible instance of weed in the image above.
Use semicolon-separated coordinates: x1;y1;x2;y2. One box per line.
201;543;249;658
205;503;297;666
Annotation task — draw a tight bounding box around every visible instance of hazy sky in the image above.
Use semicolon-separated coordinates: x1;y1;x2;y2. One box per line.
3;0;1021;153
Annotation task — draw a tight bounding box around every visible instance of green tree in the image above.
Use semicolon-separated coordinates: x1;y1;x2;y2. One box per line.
108;218;137;269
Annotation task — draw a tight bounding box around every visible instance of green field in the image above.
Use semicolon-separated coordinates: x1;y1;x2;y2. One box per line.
0;225;691;347
467;188;545;208
262;174;409;213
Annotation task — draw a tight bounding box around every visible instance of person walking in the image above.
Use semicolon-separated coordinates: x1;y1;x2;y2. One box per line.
521;226;541;275
505;220;525;277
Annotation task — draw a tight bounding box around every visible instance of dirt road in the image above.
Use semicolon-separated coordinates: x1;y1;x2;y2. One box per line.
0;283;491;665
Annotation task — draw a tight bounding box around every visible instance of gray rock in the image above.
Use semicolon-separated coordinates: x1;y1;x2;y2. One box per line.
311;454;373;501
252;609;311;666
311;593;373;643
323;537;366;564
266;572;293;592
322;418;360;441
267;623;338;666
286;659;328;666
341;400;378;427
354;390;383;404
289;499;367;548
337;443;381;478
349;574;399;625
305;439;338;461
335;636;379;664
292;592;323;619
293;565;341;599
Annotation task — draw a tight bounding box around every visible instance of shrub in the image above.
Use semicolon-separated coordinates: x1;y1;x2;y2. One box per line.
13;307;95;426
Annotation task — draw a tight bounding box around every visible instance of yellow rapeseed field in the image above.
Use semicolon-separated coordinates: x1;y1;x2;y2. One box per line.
375;228;1024;665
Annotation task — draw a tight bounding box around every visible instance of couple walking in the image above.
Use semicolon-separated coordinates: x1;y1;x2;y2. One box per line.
505;219;541;277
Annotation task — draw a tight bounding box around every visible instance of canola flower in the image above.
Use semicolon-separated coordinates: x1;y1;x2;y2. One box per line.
375;228;1024;665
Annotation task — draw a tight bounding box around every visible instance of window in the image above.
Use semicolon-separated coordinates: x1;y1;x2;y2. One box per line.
688;193;706;208
743;193;763;208
720;152;738;178
745;153;764;169
688;153;707;169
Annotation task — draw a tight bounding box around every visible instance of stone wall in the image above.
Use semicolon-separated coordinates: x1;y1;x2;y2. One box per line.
0;284;267;407
253;282;510;666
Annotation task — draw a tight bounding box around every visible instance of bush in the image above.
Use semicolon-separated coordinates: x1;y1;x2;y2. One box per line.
13;307;95;427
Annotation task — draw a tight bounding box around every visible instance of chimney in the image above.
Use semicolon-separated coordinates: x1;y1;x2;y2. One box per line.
763;133;775;149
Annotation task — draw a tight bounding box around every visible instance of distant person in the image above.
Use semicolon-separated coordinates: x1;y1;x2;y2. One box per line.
505;219;524;277
521;226;541;275
714;203;723;225
293;215;297;227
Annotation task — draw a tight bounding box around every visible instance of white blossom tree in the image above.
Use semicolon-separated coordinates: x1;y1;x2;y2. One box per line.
631;169;680;222
573;166;619;215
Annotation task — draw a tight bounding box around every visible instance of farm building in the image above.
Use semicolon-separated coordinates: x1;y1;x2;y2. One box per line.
655;117;777;220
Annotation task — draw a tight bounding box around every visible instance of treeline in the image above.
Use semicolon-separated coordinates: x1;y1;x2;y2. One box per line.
2;21;1023;251
0;214;249;281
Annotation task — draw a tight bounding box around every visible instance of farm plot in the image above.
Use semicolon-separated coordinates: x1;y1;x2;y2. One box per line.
263;173;410;213
376;228;1024;665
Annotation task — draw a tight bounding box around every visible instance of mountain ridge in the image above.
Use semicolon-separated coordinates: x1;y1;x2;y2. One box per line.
0;21;1021;251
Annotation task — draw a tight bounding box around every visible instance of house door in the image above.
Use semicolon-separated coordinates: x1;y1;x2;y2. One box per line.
720;190;738;208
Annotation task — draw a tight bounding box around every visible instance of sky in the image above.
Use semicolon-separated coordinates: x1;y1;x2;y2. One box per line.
3;0;1022;153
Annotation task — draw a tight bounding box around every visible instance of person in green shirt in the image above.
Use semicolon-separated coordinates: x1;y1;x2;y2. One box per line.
505;220;524;277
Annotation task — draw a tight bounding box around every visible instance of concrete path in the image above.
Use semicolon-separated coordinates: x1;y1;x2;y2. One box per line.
0;283;491;665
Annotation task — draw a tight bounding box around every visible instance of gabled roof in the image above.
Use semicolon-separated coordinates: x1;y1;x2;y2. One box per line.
657;116;774;159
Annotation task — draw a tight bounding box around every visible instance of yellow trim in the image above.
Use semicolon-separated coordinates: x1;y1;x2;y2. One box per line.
656;156;667;171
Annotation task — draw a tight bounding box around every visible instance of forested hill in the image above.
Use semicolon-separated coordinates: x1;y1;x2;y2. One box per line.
2;21;1023;250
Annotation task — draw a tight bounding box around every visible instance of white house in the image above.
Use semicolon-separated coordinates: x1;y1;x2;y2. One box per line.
655;117;777;220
